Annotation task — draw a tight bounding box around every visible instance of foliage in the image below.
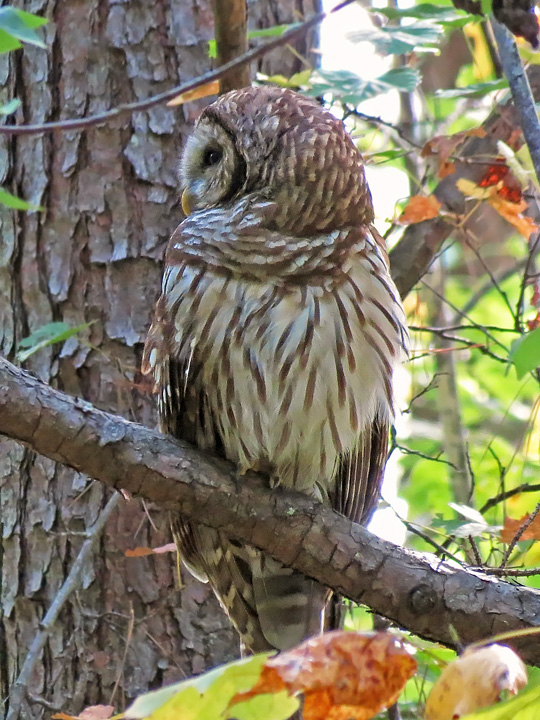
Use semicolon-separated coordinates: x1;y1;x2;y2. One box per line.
0;7;46;208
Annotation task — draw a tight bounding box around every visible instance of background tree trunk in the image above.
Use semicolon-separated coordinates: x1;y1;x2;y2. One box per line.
0;1;320;716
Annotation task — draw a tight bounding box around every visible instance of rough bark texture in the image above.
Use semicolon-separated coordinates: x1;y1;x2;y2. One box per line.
2;356;540;669
0;1;320;717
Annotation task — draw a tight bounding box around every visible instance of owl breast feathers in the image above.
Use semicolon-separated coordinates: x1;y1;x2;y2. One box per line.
143;86;408;653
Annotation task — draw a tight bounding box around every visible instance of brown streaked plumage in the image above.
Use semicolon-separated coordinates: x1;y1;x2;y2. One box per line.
143;86;409;653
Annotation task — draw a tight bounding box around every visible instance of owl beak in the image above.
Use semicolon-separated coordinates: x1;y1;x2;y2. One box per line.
181;189;194;216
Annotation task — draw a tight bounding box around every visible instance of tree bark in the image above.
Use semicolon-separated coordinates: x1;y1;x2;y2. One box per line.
0;1;321;717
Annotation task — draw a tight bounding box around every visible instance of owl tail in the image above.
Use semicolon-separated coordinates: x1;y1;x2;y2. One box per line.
250;554;329;652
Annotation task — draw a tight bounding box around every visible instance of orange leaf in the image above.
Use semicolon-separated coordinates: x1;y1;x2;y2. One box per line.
125;543;177;557
464;128;487;138
167;80;220;106
488;194;538;240
125;546;154;557
231;631;416;720
501;513;540;543
401;195;442;224
438;160;456;179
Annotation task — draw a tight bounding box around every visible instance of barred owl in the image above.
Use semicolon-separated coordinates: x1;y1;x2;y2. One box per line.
143;86;408;653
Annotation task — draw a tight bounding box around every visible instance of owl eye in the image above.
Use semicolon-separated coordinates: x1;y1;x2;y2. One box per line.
202;148;223;167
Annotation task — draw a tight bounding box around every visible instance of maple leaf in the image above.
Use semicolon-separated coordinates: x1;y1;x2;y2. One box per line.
401;195;442;224
500;512;540;543
230;631;416;720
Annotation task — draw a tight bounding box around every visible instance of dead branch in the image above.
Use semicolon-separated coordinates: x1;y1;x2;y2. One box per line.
5;494;120;720
1;356;540;665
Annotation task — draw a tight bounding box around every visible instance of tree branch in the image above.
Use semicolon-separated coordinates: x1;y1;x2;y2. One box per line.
212;0;250;94
1;356;540;665
0;0;354;136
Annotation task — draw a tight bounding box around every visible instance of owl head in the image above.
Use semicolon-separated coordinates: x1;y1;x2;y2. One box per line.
180;86;374;235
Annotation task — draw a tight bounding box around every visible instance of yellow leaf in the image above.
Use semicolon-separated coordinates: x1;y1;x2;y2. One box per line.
456;177;498;200
425;644;527;720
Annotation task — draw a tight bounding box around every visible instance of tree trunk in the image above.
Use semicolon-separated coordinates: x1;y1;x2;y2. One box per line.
0;1;320;717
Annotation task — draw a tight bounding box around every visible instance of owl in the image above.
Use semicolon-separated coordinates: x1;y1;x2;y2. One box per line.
143;86;408;654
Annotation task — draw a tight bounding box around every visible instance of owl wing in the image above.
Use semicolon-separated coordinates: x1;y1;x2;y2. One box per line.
332;415;389;526
143;300;277;652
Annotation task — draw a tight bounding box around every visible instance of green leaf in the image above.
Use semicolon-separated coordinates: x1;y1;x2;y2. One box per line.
17;321;94;361
436;79;508;98
461;682;540;719
0;188;41;211
375;4;469;23
347;23;443;55
0;28;21;53
308;67;420;104
263;69;312;89
13;9;48;29
510;327;540;379
0;7;46;48
0;98;21;115
231;691;299;720
248;23;297;40
209;23;296;59
368;148;409;163
125;654;272;719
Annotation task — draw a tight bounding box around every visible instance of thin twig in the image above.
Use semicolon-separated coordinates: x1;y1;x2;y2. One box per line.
470;566;540;577
6;494;120;720
0;0;354;136
480;482;540;513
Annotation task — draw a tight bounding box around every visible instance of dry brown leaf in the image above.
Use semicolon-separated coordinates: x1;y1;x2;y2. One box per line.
232;631;416;720
401;195;442;224
167;80;219;106
52;706;114;720
501;512;540;543
422;130;484;178
79;707;115;720
425;644;527;720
